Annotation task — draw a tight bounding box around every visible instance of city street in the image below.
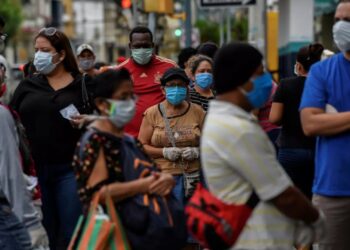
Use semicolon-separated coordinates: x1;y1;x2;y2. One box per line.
0;0;349;250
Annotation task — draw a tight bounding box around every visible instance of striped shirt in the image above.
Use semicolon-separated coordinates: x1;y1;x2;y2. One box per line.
189;88;215;111
201;100;296;250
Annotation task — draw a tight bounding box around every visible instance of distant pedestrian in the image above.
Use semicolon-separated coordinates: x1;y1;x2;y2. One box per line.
270;43;324;199
94;61;107;70
23;61;36;78
188;55;215;111
197;41;218;59
256;81;280;151
178;47;197;79
103;26;177;137
76;43;99;77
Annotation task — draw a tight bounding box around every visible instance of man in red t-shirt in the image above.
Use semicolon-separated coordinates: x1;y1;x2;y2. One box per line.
104;27;177;137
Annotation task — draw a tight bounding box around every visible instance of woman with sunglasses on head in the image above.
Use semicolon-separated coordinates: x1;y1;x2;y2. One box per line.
10;27;95;249
138;67;205;250
269;43;324;199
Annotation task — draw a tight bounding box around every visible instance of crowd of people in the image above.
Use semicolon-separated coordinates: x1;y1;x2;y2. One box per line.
1;0;350;249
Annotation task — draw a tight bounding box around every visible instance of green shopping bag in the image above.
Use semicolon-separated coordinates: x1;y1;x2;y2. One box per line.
68;191;130;250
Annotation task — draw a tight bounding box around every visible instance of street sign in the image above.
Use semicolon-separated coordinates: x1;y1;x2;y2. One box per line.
200;0;256;7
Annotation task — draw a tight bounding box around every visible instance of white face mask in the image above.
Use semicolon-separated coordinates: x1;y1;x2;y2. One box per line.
131;48;153;65
79;58;95;71
106;99;136;128
34;51;59;75
333;20;350;52
294;64;299;76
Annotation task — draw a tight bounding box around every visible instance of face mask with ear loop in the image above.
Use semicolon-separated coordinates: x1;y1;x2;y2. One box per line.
294;64;299;76
239;73;273;109
131;48;153;65
333;20;350;52
106;99;136;128
33;51;61;75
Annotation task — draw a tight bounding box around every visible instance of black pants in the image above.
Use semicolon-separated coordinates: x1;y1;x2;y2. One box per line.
278;148;314;199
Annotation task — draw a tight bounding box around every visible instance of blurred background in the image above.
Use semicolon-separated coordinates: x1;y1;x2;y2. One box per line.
0;0;339;84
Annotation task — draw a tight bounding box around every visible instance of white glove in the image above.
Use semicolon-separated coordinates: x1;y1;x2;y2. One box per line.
28;225;49;250
294;210;327;247
294;222;314;247
181;147;200;161
311;209;326;242
163;147;182;161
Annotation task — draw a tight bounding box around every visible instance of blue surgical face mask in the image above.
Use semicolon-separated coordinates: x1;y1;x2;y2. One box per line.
107;99;136;128
131;48;153;65
240;73;272;109
195;73;213;90
165;86;187;106
34;51;58;75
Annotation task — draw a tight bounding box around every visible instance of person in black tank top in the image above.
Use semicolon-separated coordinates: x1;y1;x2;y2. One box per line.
269;43;325;199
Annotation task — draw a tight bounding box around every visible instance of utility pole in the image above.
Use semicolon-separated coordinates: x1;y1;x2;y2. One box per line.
133;0;138;27
185;0;192;47
82;0;87;42
148;13;156;35
263;0;268;58
226;9;232;43
219;10;224;46
51;0;62;28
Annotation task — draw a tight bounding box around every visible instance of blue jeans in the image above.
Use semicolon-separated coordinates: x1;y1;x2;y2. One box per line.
278;148;314;199
37;163;82;250
0;200;32;250
173;175;198;245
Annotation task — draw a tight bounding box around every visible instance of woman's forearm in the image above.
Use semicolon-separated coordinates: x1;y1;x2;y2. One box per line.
142;144;164;159
105;178;150;202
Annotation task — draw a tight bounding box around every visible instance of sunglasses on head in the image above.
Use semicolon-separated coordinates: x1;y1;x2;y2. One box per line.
39;27;58;37
0;33;7;41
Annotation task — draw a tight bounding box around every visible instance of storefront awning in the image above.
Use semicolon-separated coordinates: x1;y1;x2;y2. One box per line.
315;0;338;16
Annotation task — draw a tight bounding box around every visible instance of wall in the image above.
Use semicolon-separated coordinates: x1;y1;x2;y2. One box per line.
278;0;314;78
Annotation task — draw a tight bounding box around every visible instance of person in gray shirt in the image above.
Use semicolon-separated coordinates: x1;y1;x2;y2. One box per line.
0;54;48;249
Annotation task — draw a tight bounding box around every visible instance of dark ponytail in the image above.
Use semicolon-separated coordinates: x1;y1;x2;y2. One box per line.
297;43;324;72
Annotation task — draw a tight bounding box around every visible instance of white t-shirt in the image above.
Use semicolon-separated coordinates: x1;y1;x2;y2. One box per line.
201;100;296;250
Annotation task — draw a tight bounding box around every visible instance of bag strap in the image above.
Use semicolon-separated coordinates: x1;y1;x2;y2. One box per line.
198;167;260;207
246;191;259;208
78;129;116;199
159;103;176;147
81;73;92;113
105;192;131;250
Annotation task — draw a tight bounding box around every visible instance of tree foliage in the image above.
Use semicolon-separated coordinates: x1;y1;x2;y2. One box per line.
195;14;248;45
195;19;220;45
232;15;248;41
0;0;23;40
